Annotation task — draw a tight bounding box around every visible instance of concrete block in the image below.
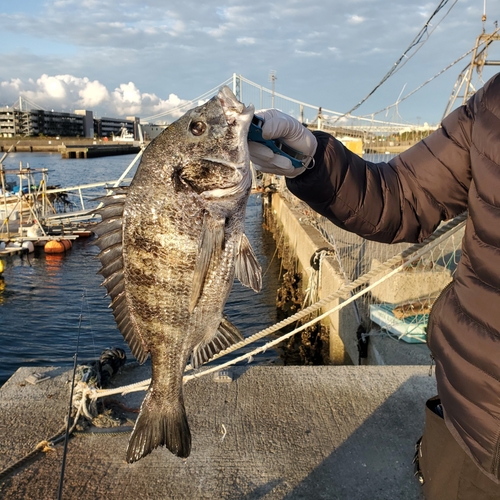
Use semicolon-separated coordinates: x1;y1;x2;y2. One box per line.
369;258;452;304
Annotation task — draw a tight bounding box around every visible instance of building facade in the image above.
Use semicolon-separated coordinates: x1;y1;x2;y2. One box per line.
0;107;140;140
94;116;140;139
141;123;168;140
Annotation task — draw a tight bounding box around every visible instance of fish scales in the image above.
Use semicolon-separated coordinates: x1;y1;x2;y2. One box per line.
94;86;262;462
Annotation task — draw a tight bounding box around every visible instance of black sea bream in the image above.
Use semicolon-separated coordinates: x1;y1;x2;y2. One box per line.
93;86;262;462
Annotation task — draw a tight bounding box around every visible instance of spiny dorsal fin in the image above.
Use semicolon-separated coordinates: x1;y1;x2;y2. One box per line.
235;234;262;293
189;215;225;313
93;189;149;364
191;315;244;368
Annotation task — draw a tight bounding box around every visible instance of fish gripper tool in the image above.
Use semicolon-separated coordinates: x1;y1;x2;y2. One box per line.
248;115;309;168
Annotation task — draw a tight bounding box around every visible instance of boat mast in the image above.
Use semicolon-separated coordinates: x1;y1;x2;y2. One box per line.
0;164;11;239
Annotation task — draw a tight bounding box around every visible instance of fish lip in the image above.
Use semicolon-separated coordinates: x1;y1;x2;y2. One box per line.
217;86;245;114
216;85;254;127
199;86;253;201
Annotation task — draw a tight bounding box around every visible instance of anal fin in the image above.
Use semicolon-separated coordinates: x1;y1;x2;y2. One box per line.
191;315;244;369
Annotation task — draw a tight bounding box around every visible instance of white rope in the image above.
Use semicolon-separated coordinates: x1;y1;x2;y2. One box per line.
73;212;466;419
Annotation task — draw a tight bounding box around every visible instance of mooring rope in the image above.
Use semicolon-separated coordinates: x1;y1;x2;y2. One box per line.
77;212;466;413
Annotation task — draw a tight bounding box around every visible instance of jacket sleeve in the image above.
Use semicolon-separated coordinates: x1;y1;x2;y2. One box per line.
286;95;477;244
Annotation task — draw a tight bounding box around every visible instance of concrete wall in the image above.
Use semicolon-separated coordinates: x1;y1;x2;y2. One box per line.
268;192;432;367
269;193;360;364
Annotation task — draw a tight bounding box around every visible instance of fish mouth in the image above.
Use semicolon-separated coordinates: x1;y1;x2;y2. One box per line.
218;86;248;119
201;86;254;200
217;85;254;136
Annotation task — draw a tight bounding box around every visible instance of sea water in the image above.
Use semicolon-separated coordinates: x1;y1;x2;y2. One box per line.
0;152;281;385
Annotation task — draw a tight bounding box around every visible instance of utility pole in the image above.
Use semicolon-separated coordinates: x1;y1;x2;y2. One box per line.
269;71;277;108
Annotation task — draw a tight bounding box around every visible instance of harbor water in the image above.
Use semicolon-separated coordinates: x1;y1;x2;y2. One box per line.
0;152;282;385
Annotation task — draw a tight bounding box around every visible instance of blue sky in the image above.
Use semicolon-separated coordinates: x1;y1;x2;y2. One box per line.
1;0;500;125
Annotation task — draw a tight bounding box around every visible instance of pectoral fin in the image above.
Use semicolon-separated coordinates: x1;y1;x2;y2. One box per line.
235;234;262;292
191;315;244;369
189;215;225;313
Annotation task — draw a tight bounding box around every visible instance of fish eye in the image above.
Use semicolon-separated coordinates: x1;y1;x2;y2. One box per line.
190;121;206;136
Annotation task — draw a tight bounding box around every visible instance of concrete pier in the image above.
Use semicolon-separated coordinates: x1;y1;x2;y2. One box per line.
59;144;140;159
0;363;433;499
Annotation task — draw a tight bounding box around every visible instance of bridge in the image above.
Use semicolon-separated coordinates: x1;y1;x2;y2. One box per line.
142;74;432;138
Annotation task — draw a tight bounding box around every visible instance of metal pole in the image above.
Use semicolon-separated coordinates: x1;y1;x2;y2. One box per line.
78;188;85;210
0;164;10;238
112;148;143;188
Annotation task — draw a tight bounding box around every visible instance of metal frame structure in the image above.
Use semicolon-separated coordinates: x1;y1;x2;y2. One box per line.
442;28;500;119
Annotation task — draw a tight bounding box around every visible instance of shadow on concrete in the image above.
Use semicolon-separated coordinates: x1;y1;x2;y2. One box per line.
284;375;431;500
237;479;285;500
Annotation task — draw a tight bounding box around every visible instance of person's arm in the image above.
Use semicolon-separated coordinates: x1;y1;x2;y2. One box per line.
286;100;475;244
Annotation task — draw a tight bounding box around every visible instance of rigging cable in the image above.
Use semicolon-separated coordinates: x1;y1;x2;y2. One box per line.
333;0;458;123
362;26;500;119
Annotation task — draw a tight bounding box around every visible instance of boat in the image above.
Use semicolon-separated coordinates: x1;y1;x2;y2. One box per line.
0;162;83;254
112;127;135;142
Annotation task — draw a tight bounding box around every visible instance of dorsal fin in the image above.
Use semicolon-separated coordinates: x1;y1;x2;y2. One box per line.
191;315;244;368
94;189;149;364
235;234;262;292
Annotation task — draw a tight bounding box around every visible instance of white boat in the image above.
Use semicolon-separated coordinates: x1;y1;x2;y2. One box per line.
113;127;135;142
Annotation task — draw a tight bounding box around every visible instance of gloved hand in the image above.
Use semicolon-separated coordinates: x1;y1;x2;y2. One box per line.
248;109;317;178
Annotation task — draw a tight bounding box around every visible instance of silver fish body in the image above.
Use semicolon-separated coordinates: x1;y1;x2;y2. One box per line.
94;86;262;462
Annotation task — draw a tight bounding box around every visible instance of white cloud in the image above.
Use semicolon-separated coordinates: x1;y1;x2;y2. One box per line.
237;37;256;45
0;0;495;124
0;74;190;120
347;14;365;25
294;50;321;57
112;82;143;115
78;79;110;108
38;75;67;99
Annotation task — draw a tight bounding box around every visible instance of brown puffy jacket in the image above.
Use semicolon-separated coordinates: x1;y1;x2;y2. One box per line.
287;72;500;481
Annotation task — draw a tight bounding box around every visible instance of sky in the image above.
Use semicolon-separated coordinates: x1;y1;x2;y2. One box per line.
1;0;500;126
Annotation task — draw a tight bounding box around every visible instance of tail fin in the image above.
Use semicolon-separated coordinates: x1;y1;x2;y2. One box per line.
126;390;191;463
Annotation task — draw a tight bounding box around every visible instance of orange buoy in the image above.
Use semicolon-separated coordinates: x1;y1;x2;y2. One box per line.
61;239;72;251
44;240;66;254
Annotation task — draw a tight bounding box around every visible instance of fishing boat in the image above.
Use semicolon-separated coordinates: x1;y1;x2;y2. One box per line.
0;162;81;254
112;127;135;142
0;141;142;256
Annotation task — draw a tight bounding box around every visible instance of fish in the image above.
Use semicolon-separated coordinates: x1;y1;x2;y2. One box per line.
93;86;262;462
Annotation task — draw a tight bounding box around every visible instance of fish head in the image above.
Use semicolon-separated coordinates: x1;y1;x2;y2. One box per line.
151;86;254;201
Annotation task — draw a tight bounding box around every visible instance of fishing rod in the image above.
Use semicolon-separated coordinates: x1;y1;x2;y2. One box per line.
57;293;85;500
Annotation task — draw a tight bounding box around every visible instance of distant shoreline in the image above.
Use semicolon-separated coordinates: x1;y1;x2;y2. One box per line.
0;136;412;155
0;137;148;154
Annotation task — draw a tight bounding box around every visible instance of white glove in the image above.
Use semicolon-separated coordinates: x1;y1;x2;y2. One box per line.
248;109;317;178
